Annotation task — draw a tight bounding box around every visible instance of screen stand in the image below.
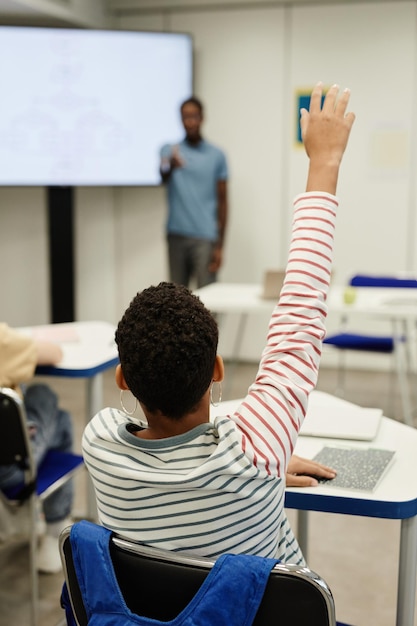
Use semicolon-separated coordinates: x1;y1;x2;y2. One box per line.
47;186;75;323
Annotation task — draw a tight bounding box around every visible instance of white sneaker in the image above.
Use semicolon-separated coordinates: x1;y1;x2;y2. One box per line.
37;534;62;574
36;506;46;538
45;516;73;538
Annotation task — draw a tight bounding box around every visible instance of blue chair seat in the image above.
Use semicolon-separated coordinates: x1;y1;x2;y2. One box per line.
324;333;394;353
3;449;83;501
351;275;417;289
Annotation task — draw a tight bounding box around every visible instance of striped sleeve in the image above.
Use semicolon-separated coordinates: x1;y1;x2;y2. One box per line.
229;192;338;477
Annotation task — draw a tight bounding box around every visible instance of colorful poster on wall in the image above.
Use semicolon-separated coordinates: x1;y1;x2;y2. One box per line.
295;88;326;146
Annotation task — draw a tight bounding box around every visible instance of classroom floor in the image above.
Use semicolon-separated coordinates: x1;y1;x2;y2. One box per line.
1;362;416;626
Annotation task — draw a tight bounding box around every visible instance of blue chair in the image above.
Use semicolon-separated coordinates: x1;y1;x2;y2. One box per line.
351;275;417;289
0;387;84;626
324;274;417;425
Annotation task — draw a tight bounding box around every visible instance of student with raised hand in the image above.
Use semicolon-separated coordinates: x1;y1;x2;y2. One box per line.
83;82;355;563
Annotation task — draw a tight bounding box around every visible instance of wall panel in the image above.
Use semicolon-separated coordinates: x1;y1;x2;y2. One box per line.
0;187;49;326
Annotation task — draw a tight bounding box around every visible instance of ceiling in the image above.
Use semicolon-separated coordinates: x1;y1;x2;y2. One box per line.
0;0;394;24
107;0;391;11
0;0;74;25
0;0;39;14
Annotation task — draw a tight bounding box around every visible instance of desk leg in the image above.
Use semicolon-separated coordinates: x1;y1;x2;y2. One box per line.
393;319;413;427
296;509;309;563
396;516;417;626
85;374;103;521
223;313;248;396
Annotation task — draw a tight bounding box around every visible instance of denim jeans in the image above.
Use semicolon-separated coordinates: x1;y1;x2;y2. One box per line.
0;383;73;523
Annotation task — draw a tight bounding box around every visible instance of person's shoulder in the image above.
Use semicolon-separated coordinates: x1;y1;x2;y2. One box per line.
204;140;227;162
211;413;239;433
0;322;30;344
204;139;225;153
84;407;124;444
0;322;12;347
87;406;114;427
0;322;10;336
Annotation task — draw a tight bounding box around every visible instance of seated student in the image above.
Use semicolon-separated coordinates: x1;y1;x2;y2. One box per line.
82;83;355;563
0;323;74;573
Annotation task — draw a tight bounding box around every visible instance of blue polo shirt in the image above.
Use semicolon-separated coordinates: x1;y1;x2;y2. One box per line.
160;139;228;242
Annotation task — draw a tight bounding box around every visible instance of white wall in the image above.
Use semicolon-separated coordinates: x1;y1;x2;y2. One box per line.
1;0;417;365
0;187;49;326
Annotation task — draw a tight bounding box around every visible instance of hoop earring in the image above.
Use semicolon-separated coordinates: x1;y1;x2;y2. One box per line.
210;381;222;407
120;390;137;416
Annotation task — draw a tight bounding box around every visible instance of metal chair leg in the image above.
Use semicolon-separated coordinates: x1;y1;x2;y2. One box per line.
29;496;39;626
393;335;413;427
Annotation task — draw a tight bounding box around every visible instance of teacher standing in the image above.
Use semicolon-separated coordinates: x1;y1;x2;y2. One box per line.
160;97;228;288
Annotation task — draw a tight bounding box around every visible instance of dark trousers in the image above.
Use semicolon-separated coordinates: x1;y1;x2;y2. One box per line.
167;234;217;289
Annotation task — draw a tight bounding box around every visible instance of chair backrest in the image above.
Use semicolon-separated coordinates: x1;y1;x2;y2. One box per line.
0;388;36;489
0;386;83;502
60;523;336;626
350;274;417;288
0;388;84;626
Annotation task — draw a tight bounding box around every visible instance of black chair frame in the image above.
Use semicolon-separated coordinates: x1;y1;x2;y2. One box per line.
60;525;336;626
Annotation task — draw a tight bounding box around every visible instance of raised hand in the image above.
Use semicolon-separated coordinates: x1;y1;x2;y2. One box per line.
301;82;355;194
171;145;185;169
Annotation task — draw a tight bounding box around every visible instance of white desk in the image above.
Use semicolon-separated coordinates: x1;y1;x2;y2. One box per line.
21;320;119;519
195;282;417;419
195;281;417;343
31;320;119;416
327;286;417;425
327;285;417;321
194;283;275;385
195;282;275;314
213;393;417;626
194;283;275;349
327;286;417;360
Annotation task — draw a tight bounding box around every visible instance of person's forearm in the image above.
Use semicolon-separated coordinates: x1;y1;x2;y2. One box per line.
217;206;227;248
35;341;63;365
216;181;228;248
305;160;340;195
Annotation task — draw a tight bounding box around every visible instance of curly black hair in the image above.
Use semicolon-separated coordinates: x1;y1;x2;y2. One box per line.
115;282;218;419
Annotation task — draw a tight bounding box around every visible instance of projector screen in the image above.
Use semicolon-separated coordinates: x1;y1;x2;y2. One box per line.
0;26;193;186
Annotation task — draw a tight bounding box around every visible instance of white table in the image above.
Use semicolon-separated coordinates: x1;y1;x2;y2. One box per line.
194;283;275;386
213;393;417;626
328;285;417;321
327;285;417;363
327;286;417;425
21;320;119;519
195;282;417;353
195;282;417;422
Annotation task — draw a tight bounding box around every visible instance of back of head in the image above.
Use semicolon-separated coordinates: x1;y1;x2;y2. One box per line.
115;282;218;419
